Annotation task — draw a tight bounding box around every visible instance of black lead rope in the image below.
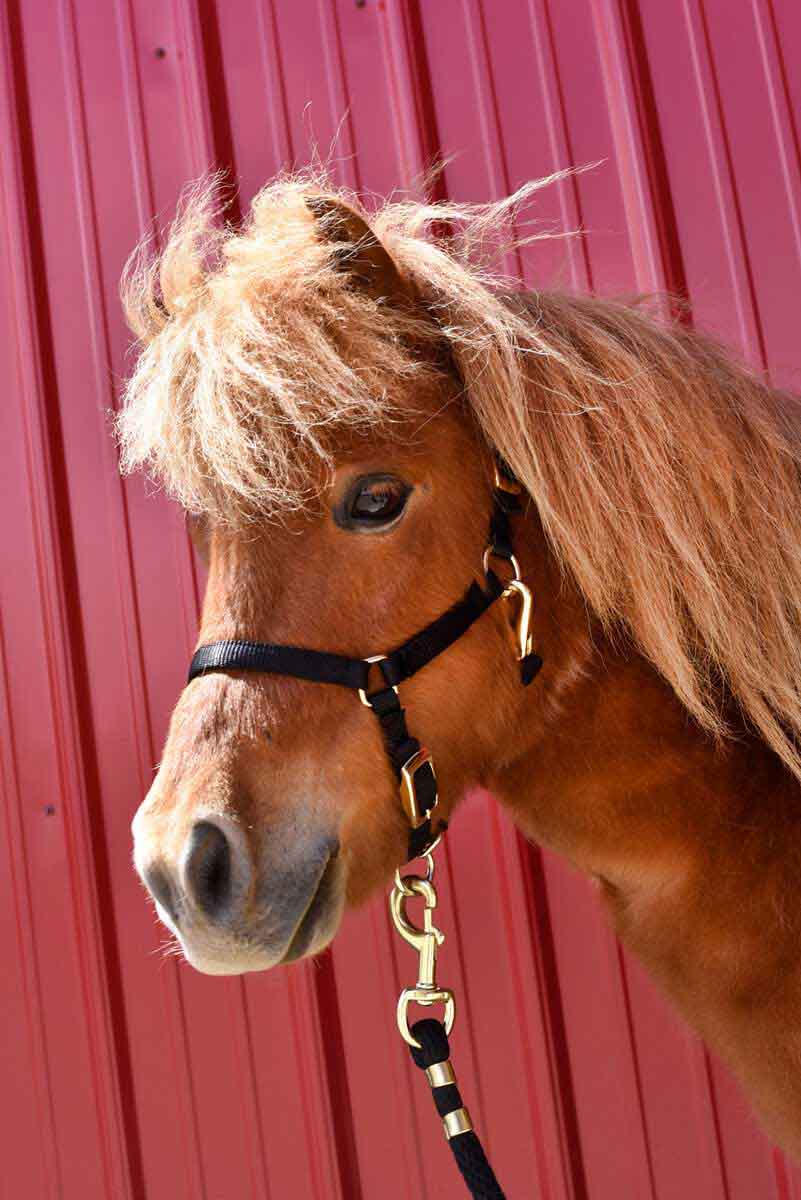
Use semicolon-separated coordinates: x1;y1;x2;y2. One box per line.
410;1018;507;1199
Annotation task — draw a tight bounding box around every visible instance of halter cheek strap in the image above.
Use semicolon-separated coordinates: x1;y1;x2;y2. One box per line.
187;468;543;861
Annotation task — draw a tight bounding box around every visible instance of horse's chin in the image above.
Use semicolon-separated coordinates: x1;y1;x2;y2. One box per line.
156;859;346;976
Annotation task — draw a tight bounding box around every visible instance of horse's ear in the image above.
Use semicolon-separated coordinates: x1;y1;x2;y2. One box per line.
306;195;411;304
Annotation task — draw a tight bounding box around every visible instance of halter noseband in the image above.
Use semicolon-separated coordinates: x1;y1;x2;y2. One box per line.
187;464;543;861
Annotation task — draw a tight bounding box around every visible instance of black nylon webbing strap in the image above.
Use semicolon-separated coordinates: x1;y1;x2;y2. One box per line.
187;572;504;862
380;574;504;688
365;686;444;859
188;574;504;693
188;639;369;690
487;486;520;563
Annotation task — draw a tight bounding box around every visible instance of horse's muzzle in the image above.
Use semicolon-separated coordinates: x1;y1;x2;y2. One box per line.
133;807;344;974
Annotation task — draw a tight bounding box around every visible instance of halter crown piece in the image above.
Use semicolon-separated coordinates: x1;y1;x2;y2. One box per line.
187;459;543;861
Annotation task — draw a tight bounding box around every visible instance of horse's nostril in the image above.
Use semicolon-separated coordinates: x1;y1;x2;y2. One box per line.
184;821;233;918
143;862;179;924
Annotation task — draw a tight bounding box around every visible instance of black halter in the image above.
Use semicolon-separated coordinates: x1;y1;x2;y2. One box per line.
187;468;542;861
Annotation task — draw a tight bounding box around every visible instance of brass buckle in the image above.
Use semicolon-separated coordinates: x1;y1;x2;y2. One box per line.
400;748;437;828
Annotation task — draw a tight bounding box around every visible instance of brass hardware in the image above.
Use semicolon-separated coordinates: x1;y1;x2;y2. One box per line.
426;1061;456;1089
358;654;398;708
492;461;522;495
390;872;455;1048
443;1107;473;1140
399;748;437;828
358;667;438;833
394;835;440;896
502;578;534;661
482;545;522;581
482;546;535;663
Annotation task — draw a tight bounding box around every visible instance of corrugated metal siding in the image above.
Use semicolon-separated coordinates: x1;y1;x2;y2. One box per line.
2;2;800;1197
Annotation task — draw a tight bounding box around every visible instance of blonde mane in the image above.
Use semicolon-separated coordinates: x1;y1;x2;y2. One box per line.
119;172;801;781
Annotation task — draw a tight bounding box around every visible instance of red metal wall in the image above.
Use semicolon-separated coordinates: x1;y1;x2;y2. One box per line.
2;1;801;1197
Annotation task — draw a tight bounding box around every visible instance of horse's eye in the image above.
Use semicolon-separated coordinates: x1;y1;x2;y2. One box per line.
341;475;411;530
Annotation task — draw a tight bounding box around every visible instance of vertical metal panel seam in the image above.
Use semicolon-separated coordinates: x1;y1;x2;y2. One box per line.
430;7;588;1188
684;1024;733;1200
105;4;219;1196
170;0;215;173
608;0;689;297
579;0;691;1184
680;0;767;366
770;1147;794;1200
315;0;360;191
1;3;137;1195
192;0;239;182
58;5;205;1197
172;9;353;1193
113;0;157;236
0;14;63;1194
226;980;274;1200
459;0;523;280
612;947;660;1198
516;837;591;1200
751;0;801;288
313;955;366;1200
586;0;674;293
162;6;283;1196
0;626;61;1199
255;0;294;169
489;816;584;1200
525;0;594;292
377;0;441;194
286;967;348;1200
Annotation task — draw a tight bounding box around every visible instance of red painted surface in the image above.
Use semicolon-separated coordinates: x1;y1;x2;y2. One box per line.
2;2;801;1197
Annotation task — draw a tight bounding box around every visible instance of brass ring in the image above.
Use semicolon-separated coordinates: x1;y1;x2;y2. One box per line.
358;654;398;708
394;868;421;898
482;545;522;582
394;836;441;894
422;838;442;881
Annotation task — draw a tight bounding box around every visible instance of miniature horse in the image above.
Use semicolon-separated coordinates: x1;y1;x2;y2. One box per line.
120;176;801;1157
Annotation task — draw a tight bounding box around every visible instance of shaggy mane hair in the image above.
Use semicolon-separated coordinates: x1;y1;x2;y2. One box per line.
119;171;801;781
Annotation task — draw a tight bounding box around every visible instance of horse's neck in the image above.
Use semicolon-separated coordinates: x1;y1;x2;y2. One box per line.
488;578;801;1146
486;530;798;906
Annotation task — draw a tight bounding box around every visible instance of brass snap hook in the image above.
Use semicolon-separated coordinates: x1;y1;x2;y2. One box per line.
502;578;534;661
390;874;455;1048
390;877;444;954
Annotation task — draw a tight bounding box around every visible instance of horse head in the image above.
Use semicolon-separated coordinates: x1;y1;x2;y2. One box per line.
124;185;553;973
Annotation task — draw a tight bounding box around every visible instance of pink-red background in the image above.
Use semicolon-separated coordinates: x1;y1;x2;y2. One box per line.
2;1;801;1196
